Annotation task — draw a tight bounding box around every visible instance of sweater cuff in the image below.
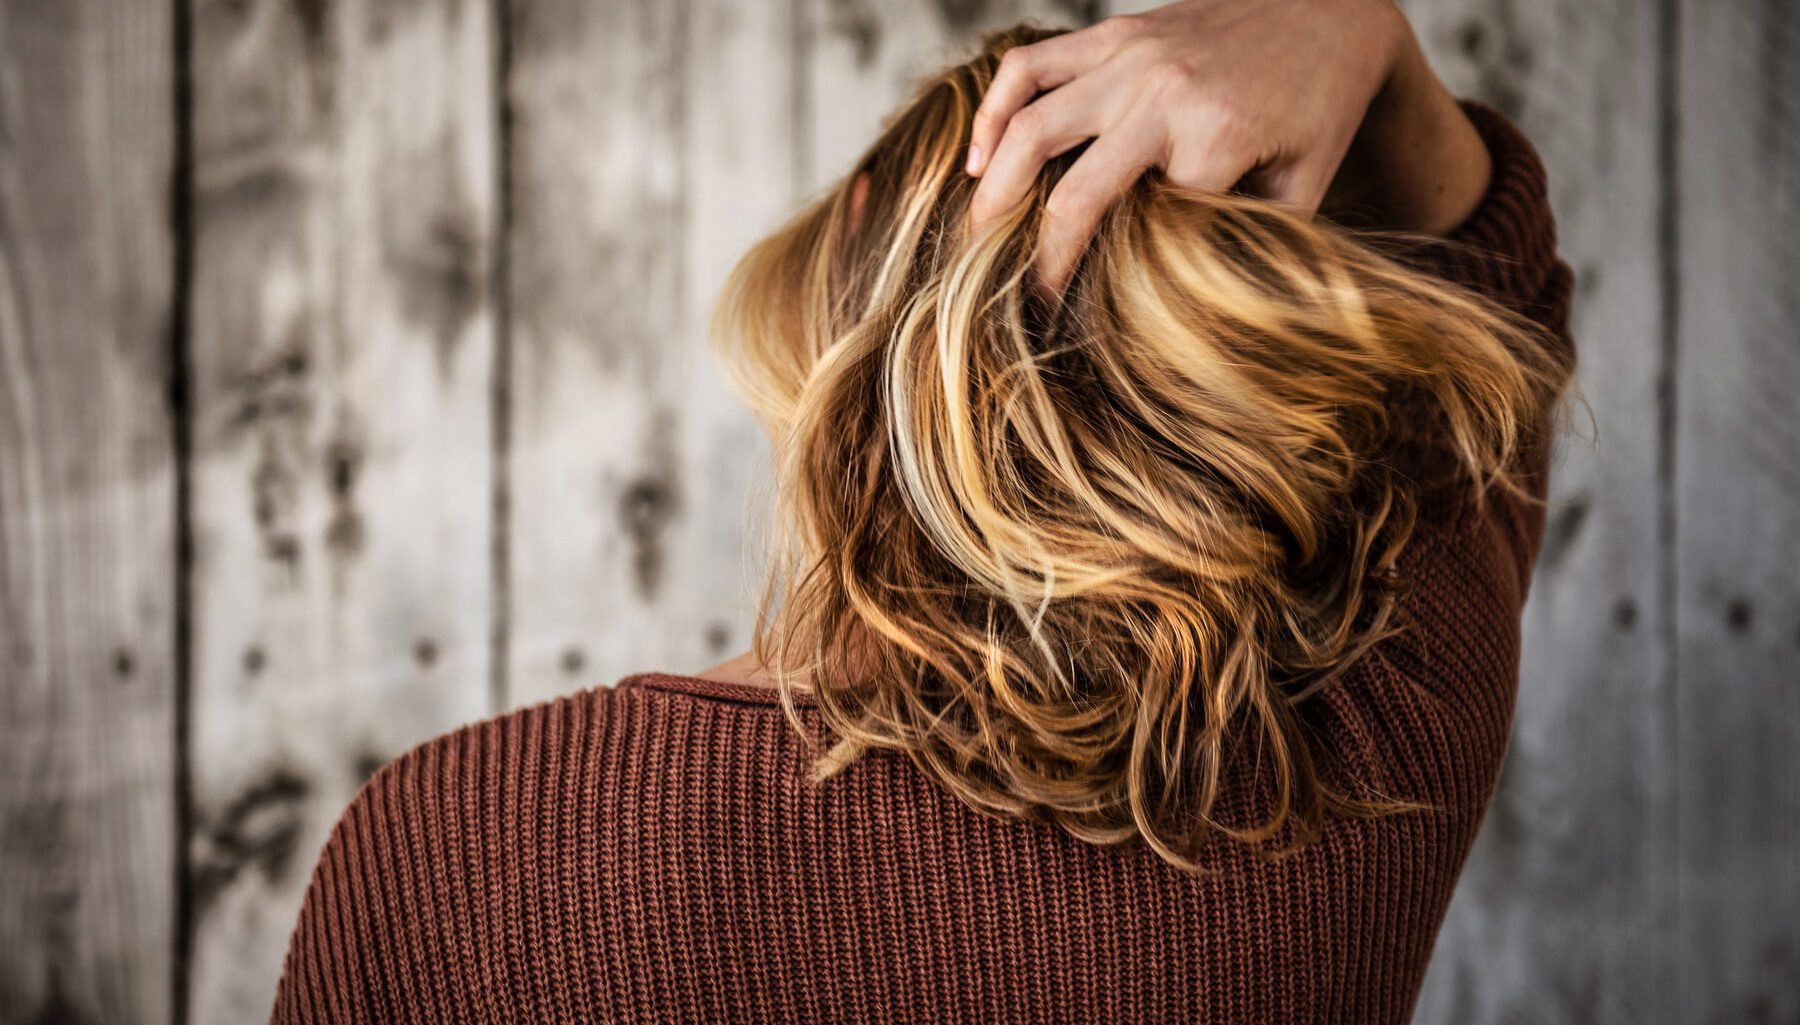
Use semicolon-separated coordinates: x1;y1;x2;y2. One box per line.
1394;100;1564;320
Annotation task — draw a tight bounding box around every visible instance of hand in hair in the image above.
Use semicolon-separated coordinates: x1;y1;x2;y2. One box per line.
966;0;1492;294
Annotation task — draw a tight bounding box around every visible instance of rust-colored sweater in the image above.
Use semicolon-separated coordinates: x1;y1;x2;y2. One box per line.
271;102;1574;1025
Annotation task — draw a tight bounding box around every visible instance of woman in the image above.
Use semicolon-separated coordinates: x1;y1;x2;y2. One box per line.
272;2;1574;1022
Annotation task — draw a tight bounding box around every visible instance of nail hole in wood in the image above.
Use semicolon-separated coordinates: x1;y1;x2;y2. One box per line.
1612;597;1637;632
1457;21;1485;57
354;752;386;782
1726;598;1754;634
705;621;731;652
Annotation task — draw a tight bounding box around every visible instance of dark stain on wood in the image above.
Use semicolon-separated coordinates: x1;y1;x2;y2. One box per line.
1577;262;1602;301
226;347;310;435
1464;753;1530;896
414;637;438;669
381;133;487;373
560;646;586;675
233;345;314;573
705;621;731;653
4;799;67;871
291;0;331;54
366;0;431;46
190;769;311;912
323;432;365;563
618;409;682;601
1538;492;1590;571
825;0;882;67
251;447;303;571
242;645;267;676
190;126;310;216
1612;596;1638;632
1757;0;1800;163
353;751;387;783
934;0;996;34
1451;3;1534;120
1734;935;1800;1025
112;647;135;679
1726;597;1754;634
1455;20;1484;57
28;963;98;1025
619;476;677;598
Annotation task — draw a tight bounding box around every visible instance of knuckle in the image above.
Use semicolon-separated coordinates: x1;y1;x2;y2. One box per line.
1201;102;1249;153
997;45;1033;76
969;184;996;221
1010;105;1049;145
1045;184;1098;222
1094;13;1143;43
1143;59;1197;99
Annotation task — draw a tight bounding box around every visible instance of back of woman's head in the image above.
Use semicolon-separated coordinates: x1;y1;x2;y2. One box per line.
712;25;1569;868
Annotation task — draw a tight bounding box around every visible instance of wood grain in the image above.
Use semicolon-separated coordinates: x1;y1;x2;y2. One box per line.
501;0;1099;712
0;4;179;1023
674;0;804;679
1399;2;1676;1021
182;0;497;1019
1674;0;1800;1020
4;2;1800;1021
502;0;704;705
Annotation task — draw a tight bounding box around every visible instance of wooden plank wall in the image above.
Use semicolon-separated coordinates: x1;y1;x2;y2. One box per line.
0;4;179;1023
1;1;1796;1023
1400;2;1677;1020
1674;1;1800;1020
180;0;500;1019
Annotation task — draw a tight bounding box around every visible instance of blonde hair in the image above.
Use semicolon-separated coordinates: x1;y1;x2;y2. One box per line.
711;26;1570;868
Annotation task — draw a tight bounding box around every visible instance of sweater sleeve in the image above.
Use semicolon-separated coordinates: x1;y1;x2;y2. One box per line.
267;770;405;1025
1321;101;1578;811
1395;99;1576;351
267;729;477;1025
1392;97;1577;536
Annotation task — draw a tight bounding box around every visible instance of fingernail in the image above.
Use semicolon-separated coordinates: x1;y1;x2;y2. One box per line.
965;144;983;175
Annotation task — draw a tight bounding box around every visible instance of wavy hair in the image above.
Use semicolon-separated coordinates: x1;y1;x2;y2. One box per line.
710;25;1569;868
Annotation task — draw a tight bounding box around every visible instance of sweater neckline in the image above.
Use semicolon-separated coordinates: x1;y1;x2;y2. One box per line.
617;670;816;707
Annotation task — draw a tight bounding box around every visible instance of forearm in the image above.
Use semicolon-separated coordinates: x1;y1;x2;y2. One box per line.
1322;21;1492;236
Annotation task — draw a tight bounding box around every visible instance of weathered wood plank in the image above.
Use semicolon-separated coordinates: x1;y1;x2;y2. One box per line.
0;4;179;1023
1674;0;1800;1020
503;0;704;705
1398;2;1675;1021
183;0;497;1019
673;0;805;673
502;0;1099;712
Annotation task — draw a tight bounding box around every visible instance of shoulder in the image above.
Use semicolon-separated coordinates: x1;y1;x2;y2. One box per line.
268;678;795;1024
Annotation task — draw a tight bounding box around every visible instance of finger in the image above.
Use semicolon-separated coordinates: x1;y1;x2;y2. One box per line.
970;73;1112;225
1033;124;1162;298
1256;152;1345;212
968;20;1135;176
847;171;872;237
1164;127;1260;198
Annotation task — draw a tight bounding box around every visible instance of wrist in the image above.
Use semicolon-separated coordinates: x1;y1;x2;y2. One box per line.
1324;22;1492;235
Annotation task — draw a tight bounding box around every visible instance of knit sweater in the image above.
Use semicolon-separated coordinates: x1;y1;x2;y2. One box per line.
270;101;1574;1025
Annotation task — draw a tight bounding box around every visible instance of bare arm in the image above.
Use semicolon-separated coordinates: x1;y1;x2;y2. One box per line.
1321;20;1493;236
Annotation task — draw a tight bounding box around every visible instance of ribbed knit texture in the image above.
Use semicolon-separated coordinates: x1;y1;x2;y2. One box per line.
270;101;1575;1025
